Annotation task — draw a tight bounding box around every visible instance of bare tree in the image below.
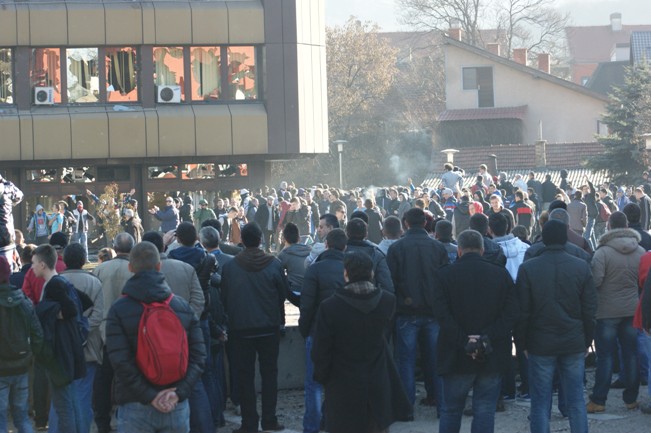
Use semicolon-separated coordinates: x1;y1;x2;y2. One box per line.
399;0;484;45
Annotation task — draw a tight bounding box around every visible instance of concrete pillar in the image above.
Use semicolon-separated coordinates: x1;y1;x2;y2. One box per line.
513;48;528;66
538;53;551;74
535;140;547;168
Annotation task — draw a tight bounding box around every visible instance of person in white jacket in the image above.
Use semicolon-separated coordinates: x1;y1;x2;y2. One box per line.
489;212;529;281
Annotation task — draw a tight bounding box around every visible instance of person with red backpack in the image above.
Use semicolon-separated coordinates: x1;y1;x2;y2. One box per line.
106;241;205;433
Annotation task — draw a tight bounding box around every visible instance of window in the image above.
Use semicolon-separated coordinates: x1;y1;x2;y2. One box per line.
97;166;130;182
181;164;215;179
190;47;222;100
27;167;95;183
462;66;493;108
31;48;62;104
154;47;185;102
66;48;100;103
0;49;12;104
216;163;248;177
228;46;257;99
106;47;138;102
148;166;178;179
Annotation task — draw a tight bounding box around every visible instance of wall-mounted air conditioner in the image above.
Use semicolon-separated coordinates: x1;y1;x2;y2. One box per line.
34;87;55;105
157;85;182;104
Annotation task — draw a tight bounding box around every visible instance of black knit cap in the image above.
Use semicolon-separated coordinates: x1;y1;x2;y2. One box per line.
542;219;567;246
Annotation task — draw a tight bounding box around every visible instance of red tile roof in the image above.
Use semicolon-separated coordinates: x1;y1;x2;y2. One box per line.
438;106;528;122
566;24;651;63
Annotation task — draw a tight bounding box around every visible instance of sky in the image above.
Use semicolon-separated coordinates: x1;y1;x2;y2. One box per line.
325;0;651;31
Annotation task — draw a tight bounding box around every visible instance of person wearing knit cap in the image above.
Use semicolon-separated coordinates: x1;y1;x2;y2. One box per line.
515;218;596;433
0;255;45;433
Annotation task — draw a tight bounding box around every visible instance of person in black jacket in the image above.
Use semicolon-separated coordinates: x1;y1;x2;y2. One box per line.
622;203;651;251
434;230;519;433
468;214;507;267
514;220;596;433
0;256;45;433
105;241;205;433
254;197;279;252
541;174;557;210
311;250;411;433
386;208;449;417
299;228;347;433
221;222;288;433
345;218;394;294
363;198;384;245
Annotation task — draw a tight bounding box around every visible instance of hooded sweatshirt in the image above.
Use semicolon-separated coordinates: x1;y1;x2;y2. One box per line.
278;243;312;290
493;234;530;281
591;228;645;319
452;201;471;239
30;205;49;237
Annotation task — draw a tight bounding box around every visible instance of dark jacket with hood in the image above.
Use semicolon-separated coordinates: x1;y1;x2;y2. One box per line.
299;249;345;337
0;283;45;377
364;207;384;244
541;179;557;203
514;245;596;356
179;197;194;223
524;239;592;264
105;270;205;405
169;244;217;319
387;228;449;316
346;239;394;294
311;282;411;433
452;201;471;239
482;236;507;267
433;253;519;376
221;248;288;337
628;222;651;251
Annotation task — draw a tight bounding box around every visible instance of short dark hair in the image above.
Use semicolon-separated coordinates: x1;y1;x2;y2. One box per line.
325;228;347;251
33;244;57;270
20;244;37;265
515;190;524;200
469;213;489;235
241;222;263;248
283;223;300;244
404;207;426;228
382;216;402;238
350;210;369;224
457;229;483;252
488;212;508;237
176;222;197;247
97;248;116;263
548;199;567;211
142;231;165;253
63;243;86;269
320;213;339;229
573;191;583;200
130;241;160;273
622;203;641;224
346;218;368;241
199;226;220;249
344;250;373;283
201;218;222;234
113;232;135;254
434;219;453;242
609;211;628;229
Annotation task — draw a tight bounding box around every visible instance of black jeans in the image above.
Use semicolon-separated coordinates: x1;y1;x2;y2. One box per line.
33;363;50;428
230;333;280;431
93;347;114;433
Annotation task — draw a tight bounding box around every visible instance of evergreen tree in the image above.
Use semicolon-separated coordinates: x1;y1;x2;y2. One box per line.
588;63;651;184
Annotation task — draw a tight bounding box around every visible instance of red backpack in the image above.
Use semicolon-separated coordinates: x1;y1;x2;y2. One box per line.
136;295;188;386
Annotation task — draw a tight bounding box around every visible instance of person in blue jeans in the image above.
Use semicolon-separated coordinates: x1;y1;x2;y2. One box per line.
298;229;347;433
433;230;519;433
0;256;44;433
514;220;596;433
586;213;644;413
386;208;449;416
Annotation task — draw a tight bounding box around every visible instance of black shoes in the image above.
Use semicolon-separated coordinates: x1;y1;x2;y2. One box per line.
261;422;285;432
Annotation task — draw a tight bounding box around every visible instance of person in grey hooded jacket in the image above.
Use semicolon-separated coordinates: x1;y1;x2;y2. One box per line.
277;223;311;306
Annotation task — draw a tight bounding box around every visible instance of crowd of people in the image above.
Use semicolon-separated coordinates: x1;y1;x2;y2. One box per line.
2;161;651;433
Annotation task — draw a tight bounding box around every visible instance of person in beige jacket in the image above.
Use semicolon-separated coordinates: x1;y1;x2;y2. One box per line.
587;211;645;413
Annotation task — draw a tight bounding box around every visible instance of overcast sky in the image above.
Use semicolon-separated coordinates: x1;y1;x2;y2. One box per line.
325;0;651;30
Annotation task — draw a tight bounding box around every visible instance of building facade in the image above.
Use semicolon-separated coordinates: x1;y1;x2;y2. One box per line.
0;0;327;234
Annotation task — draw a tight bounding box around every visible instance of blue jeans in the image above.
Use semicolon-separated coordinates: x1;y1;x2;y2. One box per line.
49;363;97;433
73;232;88;260
640;332;651;396
118;400;189;433
583;217;596;249
303;336;323;433
49;381;82;433
0;373;33;433
529;353;587;433
439;372;501;433
394;315;441;408
189;381;213;433
590;317;639;405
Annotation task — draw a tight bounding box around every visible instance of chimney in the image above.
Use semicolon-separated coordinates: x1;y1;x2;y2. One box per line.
513;48;528;66
441;149;459;164
610;12;622;32
486;43;501;56
449;18;463;41
537;53;551;74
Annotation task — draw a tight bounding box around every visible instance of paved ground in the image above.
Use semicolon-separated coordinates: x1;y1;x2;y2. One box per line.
218;377;651;433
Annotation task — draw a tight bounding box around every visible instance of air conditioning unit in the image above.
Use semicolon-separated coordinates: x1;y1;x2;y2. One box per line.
157;85;181;104
34;87;55;105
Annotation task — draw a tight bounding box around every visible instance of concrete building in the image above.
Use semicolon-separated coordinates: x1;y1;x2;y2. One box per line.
0;0;327;233
439;34;608;148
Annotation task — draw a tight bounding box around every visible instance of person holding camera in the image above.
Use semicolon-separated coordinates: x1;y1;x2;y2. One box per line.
433;229;519;433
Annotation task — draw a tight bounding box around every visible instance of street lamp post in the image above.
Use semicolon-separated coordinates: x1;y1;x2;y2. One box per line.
334;140;348;188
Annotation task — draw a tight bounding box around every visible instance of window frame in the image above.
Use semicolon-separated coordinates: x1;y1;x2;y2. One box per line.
0;47;14;105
